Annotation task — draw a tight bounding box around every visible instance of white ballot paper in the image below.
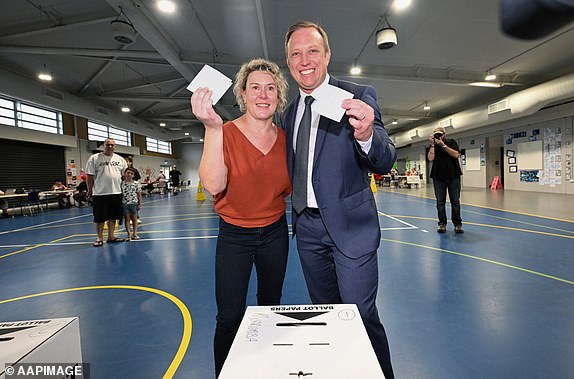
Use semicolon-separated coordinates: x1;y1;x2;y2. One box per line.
311;84;354;122
186;65;233;105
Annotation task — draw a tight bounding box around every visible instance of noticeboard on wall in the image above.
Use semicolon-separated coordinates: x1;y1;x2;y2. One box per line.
465;148;481;171
517;141;543;170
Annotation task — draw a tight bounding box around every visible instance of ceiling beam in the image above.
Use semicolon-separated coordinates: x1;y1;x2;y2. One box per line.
104;0;235;121
0;45;525;88
0;16;116;40
255;0;269;59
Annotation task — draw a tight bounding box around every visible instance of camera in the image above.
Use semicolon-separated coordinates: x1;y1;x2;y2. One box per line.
433;133;443;139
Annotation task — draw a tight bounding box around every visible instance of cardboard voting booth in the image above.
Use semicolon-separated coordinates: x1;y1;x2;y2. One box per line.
0;317;83;378
220;304;385;379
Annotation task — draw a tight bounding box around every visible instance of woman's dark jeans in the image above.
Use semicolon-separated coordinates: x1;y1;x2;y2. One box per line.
214;214;288;377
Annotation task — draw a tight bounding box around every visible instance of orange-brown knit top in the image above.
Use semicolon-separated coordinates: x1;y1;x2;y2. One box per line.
214;121;291;227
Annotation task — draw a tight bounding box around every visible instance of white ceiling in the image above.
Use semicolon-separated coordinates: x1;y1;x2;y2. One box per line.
1;0;573;142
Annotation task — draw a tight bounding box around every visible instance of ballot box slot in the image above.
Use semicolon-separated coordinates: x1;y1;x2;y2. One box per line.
276;322;327;327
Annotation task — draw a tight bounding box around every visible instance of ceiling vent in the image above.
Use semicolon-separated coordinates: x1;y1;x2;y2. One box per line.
111;19;136;45
96;106;110;116
488;99;510;114
438;118;453;128
43;88;64;101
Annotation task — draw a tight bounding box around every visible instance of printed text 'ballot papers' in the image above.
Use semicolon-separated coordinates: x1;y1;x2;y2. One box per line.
311;84;354;122
186;65;232;105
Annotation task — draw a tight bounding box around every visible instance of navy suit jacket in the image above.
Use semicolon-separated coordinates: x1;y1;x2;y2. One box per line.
282;76;397;258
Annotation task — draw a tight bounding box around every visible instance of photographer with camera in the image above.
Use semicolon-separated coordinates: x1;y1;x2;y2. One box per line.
427;126;464;234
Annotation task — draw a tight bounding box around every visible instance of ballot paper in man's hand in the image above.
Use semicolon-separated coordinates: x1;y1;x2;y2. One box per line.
186;65;233;105
311;84;354;122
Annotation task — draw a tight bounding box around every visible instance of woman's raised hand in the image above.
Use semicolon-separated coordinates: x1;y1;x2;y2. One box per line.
190;87;224;130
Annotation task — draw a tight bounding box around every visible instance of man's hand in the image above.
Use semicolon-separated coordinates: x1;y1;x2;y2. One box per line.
342;99;374;142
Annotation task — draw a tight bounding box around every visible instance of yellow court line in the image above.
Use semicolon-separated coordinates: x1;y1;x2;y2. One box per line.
463;201;574;224
0;285;192;379
462;208;574;235
0;235;73;260
135;214;219;228
385;190;574;224
380;237;574;286
387;214;574;239
378;194;574;234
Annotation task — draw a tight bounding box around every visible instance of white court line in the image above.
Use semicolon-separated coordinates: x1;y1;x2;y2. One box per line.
0;235;219;249
0;214;92;236
378;211;418;230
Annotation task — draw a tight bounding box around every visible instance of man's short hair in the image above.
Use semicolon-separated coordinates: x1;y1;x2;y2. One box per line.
284;20;330;58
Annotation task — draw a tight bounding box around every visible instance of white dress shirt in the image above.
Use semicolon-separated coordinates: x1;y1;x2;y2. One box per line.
293;74;373;208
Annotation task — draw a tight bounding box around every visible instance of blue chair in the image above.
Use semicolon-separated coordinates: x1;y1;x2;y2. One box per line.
20;190;43;216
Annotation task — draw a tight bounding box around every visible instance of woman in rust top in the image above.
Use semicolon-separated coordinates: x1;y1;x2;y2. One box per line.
190;58;290;377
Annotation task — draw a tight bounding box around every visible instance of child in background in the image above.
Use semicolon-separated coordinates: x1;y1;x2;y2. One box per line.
121;167;142;240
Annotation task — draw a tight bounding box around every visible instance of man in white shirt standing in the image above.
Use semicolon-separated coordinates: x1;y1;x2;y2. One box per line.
86;138;127;246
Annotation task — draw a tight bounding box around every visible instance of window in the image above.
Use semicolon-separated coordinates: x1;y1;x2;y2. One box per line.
0;97;16;126
18;104;62;133
0;95;62;133
146;137;172;155
87;121;131;146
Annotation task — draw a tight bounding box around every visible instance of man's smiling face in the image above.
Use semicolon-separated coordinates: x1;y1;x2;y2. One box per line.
286;27;331;94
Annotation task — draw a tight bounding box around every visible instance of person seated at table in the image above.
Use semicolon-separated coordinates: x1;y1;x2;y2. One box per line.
155;171;166;194
0;189;10;218
143;176;155;195
406;167;418;176
51;179;75;208
74;178;89;207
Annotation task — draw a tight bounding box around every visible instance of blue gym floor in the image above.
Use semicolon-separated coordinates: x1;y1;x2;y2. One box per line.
1;187;573;378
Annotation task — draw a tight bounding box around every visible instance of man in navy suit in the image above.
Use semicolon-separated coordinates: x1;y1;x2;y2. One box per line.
283;21;397;378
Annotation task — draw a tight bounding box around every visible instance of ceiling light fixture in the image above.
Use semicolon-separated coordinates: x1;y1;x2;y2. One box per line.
37;65;52;82
160;122;166;127
349;15;397;76
376;15;397;49
157;0;175;13
393;0;412;11
469;81;503;88
121;106;131;113
423;102;431;111
350;61;361;75
391;119;398;125
484;71;497;81
111;6;136;45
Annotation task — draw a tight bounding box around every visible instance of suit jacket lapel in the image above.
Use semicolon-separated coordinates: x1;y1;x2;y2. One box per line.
285;97;300;145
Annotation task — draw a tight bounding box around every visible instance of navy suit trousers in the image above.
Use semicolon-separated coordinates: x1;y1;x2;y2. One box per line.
295;209;394;379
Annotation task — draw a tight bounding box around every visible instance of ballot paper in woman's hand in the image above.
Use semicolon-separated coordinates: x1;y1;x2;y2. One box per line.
186;65;233;105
